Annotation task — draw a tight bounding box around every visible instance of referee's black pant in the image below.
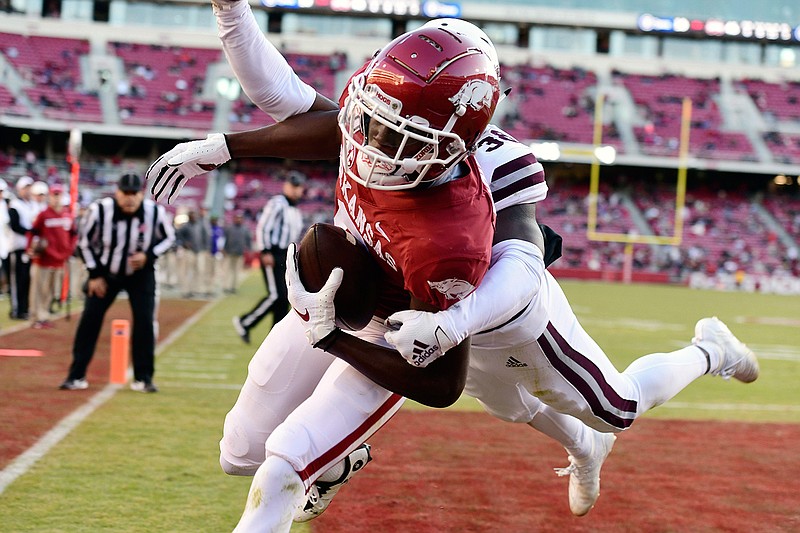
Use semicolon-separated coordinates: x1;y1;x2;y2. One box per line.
8;249;31;319
238;249;289;334
68;268;157;384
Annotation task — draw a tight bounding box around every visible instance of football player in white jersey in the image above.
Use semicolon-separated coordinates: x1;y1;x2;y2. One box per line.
146;3;760;521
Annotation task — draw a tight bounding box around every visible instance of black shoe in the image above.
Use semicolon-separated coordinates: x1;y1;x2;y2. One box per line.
59;378;89;390
131;380;158;393
232;317;250;344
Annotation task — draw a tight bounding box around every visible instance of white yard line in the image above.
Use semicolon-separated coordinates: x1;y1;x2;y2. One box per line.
659;401;800;413
0;300;216;496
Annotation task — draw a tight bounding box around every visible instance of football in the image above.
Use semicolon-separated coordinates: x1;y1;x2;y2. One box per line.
296;223;380;331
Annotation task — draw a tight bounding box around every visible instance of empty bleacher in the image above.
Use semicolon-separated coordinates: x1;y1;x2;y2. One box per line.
614;71;756;161
111;42;221;129
0;32;102;122
500;65;623;149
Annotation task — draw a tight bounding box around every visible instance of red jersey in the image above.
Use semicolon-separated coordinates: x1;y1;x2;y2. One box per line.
28;206;76;268
333;155;495;318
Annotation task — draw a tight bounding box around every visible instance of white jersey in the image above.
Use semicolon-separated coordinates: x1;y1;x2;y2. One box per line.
8;197;36;251
0;199;10;259
474;125;548;211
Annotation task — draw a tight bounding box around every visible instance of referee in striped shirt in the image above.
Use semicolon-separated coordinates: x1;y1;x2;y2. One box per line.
232;171;305;344
59;173;175;392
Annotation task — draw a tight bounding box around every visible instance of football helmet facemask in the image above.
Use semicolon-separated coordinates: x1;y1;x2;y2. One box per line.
339;24;501;190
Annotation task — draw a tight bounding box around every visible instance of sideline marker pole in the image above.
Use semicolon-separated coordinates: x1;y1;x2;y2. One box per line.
109;319;130;385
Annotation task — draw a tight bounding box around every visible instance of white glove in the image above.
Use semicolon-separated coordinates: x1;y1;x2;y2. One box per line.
285;243;344;346
146;133;231;203
384;310;461;368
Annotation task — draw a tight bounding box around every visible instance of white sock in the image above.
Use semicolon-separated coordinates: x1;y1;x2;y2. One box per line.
528;405;591;459
623;345;709;414
233;455;305;533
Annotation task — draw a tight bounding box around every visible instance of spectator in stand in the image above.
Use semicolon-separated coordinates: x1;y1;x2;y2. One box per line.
197;206;214;297
26;184;76;329
209;214;225;296
31;181;48;216
175;209;203;298
8;176;36;320
222;211;250;294
0;179;10;297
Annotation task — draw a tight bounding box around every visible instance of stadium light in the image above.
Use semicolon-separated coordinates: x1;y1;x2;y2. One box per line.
594;145;617;165
216;78;241;101
530;142;560;161
779;48;796;67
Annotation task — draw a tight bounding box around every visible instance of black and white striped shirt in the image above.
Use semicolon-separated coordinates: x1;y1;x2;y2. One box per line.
78;197;175;278
256;194;304;253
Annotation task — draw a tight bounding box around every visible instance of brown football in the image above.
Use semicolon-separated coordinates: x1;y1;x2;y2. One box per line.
297;223;380;331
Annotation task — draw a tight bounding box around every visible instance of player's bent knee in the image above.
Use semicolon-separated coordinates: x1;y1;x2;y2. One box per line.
219;454;259;476
264;421;312;471
219;422;264;476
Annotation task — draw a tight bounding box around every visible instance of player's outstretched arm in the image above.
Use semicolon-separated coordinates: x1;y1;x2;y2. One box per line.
146;110;340;203
213;0;338;121
385;204;547;365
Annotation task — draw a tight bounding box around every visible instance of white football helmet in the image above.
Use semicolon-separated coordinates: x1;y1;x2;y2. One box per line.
338;24;501;190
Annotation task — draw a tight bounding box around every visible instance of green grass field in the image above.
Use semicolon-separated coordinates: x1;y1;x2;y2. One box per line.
1;275;798;532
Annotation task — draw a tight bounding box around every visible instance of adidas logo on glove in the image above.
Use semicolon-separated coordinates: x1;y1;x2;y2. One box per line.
411;339;439;367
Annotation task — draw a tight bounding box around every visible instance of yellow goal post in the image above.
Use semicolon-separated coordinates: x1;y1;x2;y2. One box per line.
586;93;692;247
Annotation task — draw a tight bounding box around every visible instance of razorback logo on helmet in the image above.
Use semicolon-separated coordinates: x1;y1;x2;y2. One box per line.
361;150;396;174
427;278;476;300
448;80;495;113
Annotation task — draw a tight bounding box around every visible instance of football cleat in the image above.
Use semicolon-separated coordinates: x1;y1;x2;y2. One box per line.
693;317;759;383
293;443;372;523
555;430;616;517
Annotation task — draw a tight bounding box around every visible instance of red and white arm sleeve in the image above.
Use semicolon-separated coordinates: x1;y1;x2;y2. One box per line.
213;0;316;122
440;239;544;342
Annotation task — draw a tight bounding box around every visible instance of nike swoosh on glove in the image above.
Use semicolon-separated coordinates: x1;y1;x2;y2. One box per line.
384;310;459;368
286;243;343;346
146;133;231;203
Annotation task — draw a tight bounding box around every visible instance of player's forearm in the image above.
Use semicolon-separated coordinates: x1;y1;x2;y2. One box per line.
214;0;317;122
225;110;340;160
441;239;545;338
317;329;469;408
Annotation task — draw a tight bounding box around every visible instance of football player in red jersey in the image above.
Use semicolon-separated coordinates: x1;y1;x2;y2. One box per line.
158;25;499;532
148;8;620;519
147;5;760;523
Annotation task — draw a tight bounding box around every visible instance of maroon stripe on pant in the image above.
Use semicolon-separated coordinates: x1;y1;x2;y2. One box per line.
297;393;403;484
538;322;637;430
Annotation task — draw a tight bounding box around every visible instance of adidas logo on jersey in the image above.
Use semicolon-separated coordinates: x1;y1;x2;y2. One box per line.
411;339;439;367
506;356;528;368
